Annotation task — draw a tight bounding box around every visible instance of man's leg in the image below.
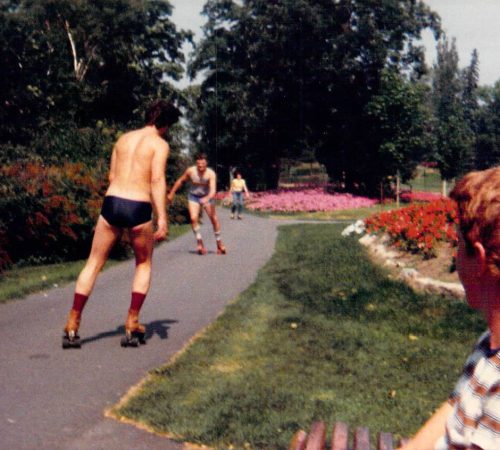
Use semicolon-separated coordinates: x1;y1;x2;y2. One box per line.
204;203;226;254
188;200;206;254
231;193;237;219
63;216;120;347
236;193;243;218
122;221;154;345
74;216;121;296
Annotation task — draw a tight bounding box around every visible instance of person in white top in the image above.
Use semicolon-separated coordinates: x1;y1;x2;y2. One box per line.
168;153;226;255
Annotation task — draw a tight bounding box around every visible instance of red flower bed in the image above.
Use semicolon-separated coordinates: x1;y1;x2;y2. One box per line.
365;199;458;258
0;161;108;270
400;191;444;203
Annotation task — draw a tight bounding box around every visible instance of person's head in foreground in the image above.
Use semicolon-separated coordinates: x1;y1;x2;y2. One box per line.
449;166;500;313
145;99;181;134
403;168;499;450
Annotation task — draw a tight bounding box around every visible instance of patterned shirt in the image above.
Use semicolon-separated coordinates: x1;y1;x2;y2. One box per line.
435;331;500;450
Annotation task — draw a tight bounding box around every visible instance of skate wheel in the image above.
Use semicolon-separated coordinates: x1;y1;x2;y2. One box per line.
62;335;81;349
121;336;139;347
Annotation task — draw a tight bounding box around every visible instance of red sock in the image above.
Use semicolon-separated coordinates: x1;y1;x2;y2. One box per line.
72;293;88;313
130;292;146;312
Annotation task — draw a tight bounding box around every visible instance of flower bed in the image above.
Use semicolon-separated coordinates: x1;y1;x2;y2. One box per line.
365;199;458;259
401;190;444;203
242;187;377;212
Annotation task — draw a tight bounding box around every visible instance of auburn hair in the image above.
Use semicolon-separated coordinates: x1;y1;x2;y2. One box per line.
450;166;500;279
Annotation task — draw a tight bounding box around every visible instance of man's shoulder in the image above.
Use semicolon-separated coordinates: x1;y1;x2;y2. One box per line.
145;134;169;151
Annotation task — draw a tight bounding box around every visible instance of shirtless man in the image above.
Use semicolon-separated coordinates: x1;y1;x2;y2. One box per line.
167;153;226;255
62;99;181;348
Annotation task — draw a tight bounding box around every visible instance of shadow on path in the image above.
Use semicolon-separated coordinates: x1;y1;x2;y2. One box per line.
79;319;178;346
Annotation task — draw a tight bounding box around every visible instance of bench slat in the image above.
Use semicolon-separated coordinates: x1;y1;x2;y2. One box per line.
330;421;349;450
290;430;308;450
377;432;394;450
306;421;327;450
354;427;370;450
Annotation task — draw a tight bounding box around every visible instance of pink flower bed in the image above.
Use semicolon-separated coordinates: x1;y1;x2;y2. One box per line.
244;188;377;212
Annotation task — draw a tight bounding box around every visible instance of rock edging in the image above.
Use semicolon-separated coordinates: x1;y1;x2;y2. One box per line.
358;233;465;300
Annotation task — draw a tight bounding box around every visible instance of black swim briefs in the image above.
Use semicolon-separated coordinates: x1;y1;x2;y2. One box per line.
100;196;152;228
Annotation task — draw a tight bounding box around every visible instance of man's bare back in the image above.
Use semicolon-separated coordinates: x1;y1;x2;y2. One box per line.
106;128;169;202
62;99;180;349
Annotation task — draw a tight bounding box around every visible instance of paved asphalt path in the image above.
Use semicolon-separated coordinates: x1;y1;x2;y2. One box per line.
0;213;291;450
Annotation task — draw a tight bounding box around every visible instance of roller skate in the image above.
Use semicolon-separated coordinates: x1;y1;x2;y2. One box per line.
121;309;146;347
62;309;82;349
197;239;207;255
216;240;227;255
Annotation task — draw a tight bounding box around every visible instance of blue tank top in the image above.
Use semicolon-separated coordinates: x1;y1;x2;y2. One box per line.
189;169;210;197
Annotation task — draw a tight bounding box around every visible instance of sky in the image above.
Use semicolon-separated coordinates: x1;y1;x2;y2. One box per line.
169;0;500;87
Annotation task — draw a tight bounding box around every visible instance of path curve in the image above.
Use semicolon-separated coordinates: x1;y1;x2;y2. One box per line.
0;213;290;450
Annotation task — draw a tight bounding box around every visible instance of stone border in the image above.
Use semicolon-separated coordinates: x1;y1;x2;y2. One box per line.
358;233;465;300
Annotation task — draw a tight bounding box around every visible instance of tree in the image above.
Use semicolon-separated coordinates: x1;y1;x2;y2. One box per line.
462;49;480;132
366;69;432;185
0;0;190;162
431;37;474;183
189;0;440;191
475;83;500;169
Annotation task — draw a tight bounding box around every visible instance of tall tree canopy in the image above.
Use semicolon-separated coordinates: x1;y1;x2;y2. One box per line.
431;37;474;181
0;0;190;161
475;82;500;170
188;0;440;191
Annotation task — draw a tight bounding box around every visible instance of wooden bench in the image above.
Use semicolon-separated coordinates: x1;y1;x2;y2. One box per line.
290;421;409;450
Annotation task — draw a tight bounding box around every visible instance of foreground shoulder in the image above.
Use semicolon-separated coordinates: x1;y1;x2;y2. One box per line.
148;135;169;153
207;168;217;178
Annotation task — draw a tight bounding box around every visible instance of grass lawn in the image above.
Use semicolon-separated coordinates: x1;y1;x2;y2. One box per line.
404;166;445;193
0;224;191;303
112;224;484;449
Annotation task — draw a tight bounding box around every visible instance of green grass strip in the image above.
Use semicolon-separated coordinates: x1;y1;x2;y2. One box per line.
114;224;484;449
0;224;191;303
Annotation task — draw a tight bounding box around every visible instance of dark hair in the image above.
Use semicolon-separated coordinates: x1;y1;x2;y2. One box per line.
145;100;182;128
233;170;242;177
194;152;208;161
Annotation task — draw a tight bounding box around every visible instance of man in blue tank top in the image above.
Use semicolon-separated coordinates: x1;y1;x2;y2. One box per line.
168;153;226;255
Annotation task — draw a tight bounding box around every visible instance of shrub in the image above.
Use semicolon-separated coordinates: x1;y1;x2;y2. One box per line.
168;193;190;225
0;160;108;269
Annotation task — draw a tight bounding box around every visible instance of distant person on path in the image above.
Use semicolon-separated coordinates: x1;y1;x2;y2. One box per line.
62;100;181;348
229;170;249;220
167;153;226;255
399;166;500;450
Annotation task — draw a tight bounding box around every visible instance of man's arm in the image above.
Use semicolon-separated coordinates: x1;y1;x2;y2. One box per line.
167;169;190;202
151;139;169;241
398;401;453;450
